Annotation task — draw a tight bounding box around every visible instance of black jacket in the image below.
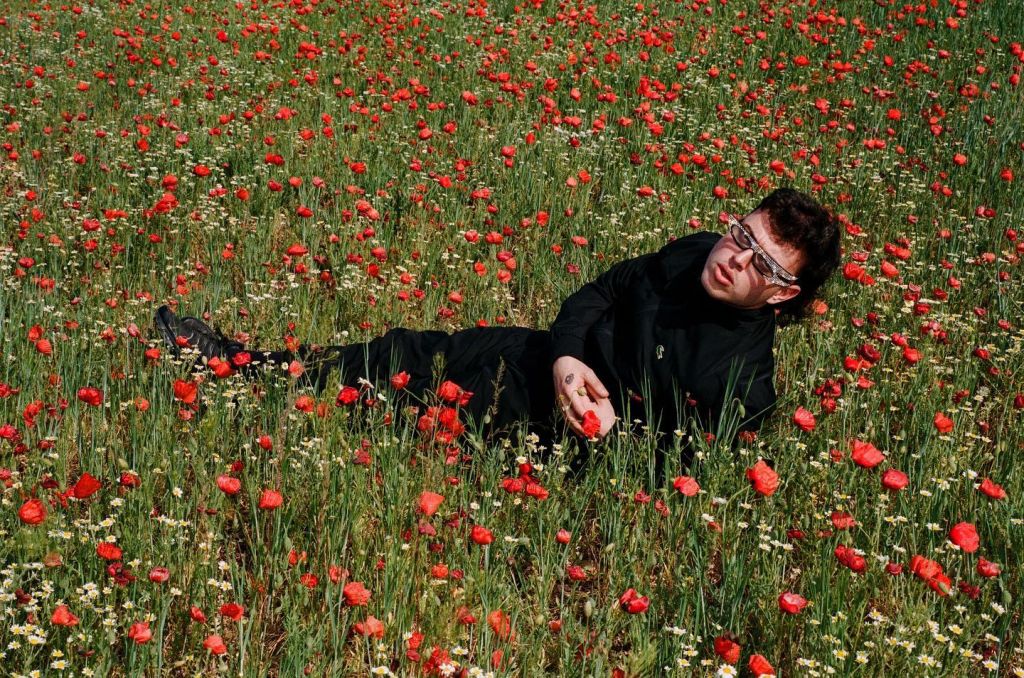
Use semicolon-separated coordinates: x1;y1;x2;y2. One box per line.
548;232;778;438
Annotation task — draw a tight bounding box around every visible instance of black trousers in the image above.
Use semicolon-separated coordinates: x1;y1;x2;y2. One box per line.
237;326;559;440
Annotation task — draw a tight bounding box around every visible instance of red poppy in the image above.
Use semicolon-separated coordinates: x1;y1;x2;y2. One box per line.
336;385;360;406
343;581;371;606
208;356;235;379
436;380;473;406
948;522;980;553
834;544;867;573
792;406;816;432
50;605;79;627
977;558;1001;578
418;491;444;516
127;621;153;644
352;615;385;638
978;478;1007;500
219;602;244;620
390;371;410;390
555;529;571;544
910;555;952;595
487;609;514;640
258;489;283;510
618;588;650;614
778;591;808;614
748;654;776;676
76;386;103;406
172;379;198;405
148;567;170;584
18;498;46;525
672;475;700;497
470;525;494;545
746;460;779;496
933;411;954;434
581;410;601;438
830;511;856;530
96;542;123;561
71;472;102;499
881;469;909;491
525;482;549;500
850;440;885;468
204;634;228;655
217;475;241;495
713;635;740;664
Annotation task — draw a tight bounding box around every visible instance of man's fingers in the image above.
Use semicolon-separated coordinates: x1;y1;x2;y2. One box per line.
585;371;609;399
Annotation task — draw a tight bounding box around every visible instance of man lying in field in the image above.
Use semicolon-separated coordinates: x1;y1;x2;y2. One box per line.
155;188;840;457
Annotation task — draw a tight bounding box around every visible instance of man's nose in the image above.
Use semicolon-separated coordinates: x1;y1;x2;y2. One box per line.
730;246;755;270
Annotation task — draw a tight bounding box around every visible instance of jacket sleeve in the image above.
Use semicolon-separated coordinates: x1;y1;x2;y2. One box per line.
548;251;656;365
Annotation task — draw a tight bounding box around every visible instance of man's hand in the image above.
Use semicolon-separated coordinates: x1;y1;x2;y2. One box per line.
552;356;615;439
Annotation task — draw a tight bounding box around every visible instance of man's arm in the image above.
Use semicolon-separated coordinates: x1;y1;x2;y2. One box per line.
548;252;656;363
549;251;656;438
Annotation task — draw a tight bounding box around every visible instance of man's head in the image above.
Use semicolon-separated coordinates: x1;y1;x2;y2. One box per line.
700;188;840;319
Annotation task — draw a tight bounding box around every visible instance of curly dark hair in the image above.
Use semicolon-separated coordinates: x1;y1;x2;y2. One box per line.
754;188;841;323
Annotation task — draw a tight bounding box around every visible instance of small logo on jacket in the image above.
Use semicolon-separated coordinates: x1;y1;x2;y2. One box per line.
655;345;665;360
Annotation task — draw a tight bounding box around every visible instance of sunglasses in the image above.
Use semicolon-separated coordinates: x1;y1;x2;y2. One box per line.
727;214;799;287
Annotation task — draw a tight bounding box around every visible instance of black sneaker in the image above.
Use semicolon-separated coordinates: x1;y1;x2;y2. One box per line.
153;305;242;361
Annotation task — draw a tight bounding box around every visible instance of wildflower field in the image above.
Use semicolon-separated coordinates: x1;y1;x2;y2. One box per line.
2;0;1023;674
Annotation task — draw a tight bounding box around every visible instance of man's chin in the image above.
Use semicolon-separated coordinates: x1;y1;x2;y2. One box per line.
700;272;727;301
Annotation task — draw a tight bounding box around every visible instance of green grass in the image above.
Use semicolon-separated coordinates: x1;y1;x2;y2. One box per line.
0;0;1022;675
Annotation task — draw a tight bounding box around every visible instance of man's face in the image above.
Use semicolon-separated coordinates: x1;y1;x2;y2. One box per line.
700;209;804;310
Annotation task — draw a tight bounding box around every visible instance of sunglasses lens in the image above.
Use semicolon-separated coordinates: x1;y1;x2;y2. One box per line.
732;223;750;247
753;255;774;278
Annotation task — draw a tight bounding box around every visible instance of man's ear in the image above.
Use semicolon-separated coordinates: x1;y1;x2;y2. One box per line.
766;284;801;306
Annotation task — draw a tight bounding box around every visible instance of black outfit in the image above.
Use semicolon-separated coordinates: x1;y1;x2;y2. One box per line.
239;232;777;449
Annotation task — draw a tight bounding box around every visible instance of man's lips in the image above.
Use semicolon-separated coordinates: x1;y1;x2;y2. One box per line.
715;263;733;286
